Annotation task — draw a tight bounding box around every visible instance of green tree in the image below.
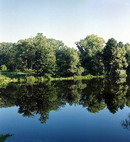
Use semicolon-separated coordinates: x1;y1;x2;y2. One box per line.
103;39;128;77
0;42;16;71
125;43;130;73
76;34;105;75
56;46;84;77
33;33;57;76
47;38;64;51
15;38;36;70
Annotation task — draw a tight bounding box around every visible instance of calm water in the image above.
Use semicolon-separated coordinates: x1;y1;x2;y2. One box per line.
1;78;130;142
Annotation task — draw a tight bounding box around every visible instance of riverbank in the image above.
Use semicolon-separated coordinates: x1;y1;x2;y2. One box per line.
0;71;104;86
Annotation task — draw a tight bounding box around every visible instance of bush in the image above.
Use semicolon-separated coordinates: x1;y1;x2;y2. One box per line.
44;73;51;80
24;69;34;73
25;76;36;83
0;75;17;87
1;65;7;71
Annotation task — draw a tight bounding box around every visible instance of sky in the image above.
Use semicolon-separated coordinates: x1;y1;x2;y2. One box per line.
0;0;130;47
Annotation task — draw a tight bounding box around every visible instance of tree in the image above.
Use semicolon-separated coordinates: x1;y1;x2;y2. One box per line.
33;33;57;76
15;38;36;70
47;38;64;51
76;34;105;75
56;46;84;77
125;43;130;73
0;42;16;71
103;39;128;77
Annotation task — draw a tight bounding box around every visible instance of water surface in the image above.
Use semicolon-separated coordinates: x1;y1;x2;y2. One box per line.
0;78;130;142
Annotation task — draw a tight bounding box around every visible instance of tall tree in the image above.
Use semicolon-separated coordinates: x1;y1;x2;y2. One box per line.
56;46;84;77
125;43;130;73
103;39;128;76
33;33;57;76
15;38;36;70
76;34;105;75
0;42;16;71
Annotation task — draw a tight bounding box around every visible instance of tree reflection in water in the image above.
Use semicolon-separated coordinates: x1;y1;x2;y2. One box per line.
122;114;130;131
0;134;12;142
0;77;130;124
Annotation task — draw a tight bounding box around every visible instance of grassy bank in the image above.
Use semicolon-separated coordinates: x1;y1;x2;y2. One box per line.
0;71;104;86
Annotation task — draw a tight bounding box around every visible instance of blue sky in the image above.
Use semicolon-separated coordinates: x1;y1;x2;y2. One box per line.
0;0;130;47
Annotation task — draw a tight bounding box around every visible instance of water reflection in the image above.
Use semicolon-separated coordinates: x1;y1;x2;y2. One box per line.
0;134;12;142
0;78;130;123
122;114;130;131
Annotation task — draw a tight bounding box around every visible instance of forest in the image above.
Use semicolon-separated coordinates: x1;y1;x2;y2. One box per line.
0;33;130;78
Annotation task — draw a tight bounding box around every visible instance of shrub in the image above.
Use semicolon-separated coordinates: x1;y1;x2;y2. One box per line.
0;75;17;87
1;65;7;71
25;76;36;83
44;73;51;80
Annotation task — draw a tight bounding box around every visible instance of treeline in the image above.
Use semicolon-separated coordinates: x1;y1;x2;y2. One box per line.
0;33;130;77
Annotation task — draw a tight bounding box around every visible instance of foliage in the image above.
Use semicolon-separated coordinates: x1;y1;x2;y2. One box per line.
76;35;105;75
0;42;16;71
103;39;128;77
125;43;130;73
44;73;51;80
0;33;130;78
0;65;7;71
0;75;17;87
0;71;103;87
56;46;84;77
25;76;36;84
15;38;36;70
33;33;57;76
